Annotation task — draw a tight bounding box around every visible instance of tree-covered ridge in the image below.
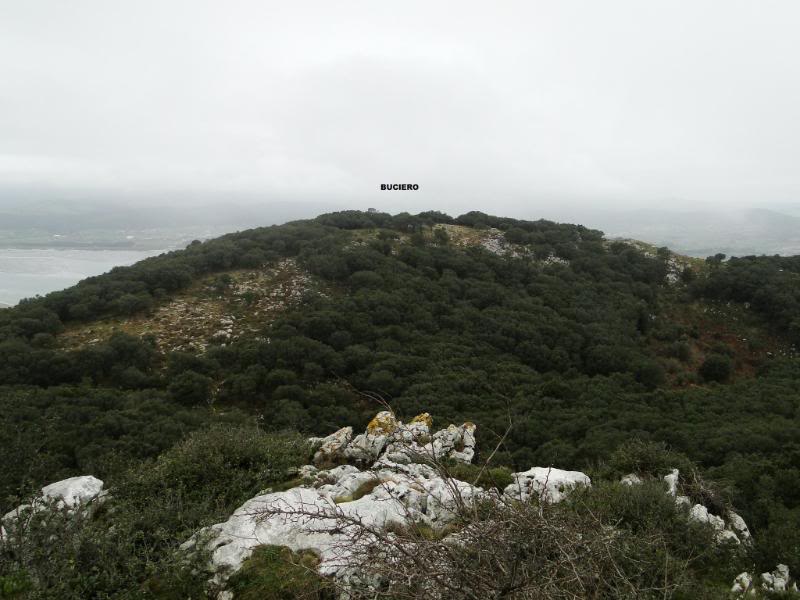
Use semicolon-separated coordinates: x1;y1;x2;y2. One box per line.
0;210;799;589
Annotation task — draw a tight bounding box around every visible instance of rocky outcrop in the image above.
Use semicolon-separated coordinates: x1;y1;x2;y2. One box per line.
184;459;485;590
313;426;353;465
312;411;476;467
761;564;797;593
732;564;798;595
1;475;107;540
620;469;751;546
185;411;590;595
684;501;748;546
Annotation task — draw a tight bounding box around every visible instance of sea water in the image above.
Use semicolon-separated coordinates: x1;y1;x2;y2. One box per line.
0;248;165;307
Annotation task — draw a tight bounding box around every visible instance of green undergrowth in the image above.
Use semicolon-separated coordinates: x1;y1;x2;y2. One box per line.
226;546;332;600
333;478;381;503
442;461;515;492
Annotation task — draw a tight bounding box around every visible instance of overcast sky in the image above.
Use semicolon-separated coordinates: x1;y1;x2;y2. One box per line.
2;1;799;217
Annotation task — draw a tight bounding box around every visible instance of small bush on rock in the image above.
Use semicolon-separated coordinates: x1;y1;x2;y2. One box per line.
226;545;332;600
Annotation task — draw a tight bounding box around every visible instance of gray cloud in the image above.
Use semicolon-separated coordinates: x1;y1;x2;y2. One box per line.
2;1;799;216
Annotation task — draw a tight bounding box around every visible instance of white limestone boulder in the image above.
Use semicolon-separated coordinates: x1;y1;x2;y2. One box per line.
184;456;487;590
730;571;754;595
504;467;591;503
688;504;726;532
761;564;796;593
1;475;106;541
344;432;389;464
41;476;106;510
727;511;752;542
663;469;679;497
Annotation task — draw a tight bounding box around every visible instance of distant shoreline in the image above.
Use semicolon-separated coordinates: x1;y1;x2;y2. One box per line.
0;247;168;307
0;242;174;252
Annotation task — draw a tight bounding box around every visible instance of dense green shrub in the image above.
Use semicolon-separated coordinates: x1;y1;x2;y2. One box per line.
226;546;332;599
699;354;732;383
168;370;213;406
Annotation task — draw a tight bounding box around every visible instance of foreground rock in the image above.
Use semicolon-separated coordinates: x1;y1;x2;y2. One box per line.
187;415;762;598
186;460;484;591
185;411;590;595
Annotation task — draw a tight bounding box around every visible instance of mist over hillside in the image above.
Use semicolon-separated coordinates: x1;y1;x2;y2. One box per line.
0;196;342;248
575;207;800;257
4;196;800;257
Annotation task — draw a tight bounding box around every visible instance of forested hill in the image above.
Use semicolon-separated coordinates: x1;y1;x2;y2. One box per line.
1;210;799;587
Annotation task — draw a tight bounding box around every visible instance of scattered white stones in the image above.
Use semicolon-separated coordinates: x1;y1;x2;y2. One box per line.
732;564;798;596
61;258;323;355
761;564;796;593
186;416;784;599
543;253;570;266
620;473;642;486
480;230;517;256
621;468;750;546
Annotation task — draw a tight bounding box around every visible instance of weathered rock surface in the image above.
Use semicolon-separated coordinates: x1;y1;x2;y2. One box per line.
1;475;106;540
731;564;798;595
40;475;106;510
186;412;590;595
727;511;752;542
504;467;591;503
663;468;680;496
761;564;796;593
184;451;485;590
730;571;754;595
312;411;475;468
313;426;353;465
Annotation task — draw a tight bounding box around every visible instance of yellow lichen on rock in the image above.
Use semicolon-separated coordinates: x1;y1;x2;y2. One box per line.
367;411;399;435
410;413;433;429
